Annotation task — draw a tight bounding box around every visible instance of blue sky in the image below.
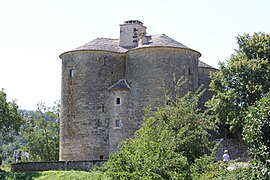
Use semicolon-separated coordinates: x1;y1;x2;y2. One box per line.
0;0;269;110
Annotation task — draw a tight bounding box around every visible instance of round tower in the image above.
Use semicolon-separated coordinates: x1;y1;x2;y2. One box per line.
126;46;200;130
59;50;125;161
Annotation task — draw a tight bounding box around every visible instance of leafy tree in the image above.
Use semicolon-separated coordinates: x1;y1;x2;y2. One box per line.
22;102;60;162
207;32;270;135
0;89;23;141
102;80;215;179
242;93;270;163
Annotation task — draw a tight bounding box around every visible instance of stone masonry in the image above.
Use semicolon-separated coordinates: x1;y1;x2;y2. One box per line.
59;20;217;161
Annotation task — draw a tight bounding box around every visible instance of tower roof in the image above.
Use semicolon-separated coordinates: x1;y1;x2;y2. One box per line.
59;21;200;57
63;34;199;54
198;60;217;69
74;38;127;53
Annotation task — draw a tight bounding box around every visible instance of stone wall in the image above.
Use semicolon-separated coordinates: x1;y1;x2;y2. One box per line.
198;67;217;111
215;139;249;162
11;160;106;172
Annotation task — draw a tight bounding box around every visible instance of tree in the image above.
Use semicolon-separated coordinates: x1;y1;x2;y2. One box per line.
102;80;215;179
206;32;270;135
242;93;270;163
22;102;60;161
0;89;23;141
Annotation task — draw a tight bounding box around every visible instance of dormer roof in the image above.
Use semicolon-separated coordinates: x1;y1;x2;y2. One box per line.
108;79;131;91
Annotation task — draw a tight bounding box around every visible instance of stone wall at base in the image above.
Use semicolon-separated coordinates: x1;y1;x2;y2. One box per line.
11;160;106;172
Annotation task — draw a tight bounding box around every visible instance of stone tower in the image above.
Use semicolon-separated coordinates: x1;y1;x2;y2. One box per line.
59;20;217;161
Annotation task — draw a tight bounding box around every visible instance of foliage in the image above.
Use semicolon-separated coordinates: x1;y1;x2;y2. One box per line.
242;93;270;163
190;157;266;180
0;89;23;141
0;134;27;164
21;102;60;162
0;154;2;166
216;160;270;180
190;155;219;179
207;32;270;134
102;79;215;179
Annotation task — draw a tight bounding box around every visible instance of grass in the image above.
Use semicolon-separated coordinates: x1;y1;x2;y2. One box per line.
0;170;109;180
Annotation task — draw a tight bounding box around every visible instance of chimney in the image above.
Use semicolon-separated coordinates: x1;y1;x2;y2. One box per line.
119;20;147;48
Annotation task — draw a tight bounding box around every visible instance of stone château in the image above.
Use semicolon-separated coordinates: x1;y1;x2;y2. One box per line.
59;20;217;161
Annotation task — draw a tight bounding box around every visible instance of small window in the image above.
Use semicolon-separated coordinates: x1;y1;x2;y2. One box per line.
133;28;138;32
102;104;105;113
188;68;191;75
100;155;104;160
115;119;121;128
116;97;121;105
133;35;138;38
69;69;74;77
133;40;138;43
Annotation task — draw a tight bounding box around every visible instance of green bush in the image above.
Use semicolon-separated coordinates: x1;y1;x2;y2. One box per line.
101;80;215;179
190;155;220;179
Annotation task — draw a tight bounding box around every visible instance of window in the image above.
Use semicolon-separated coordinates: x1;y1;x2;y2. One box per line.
115;119;121;128
102;104;105;113
133;40;138;43
116;97;121;105
133;28;138;32
188;68;191;75
100;155;104;160
69;69;74;77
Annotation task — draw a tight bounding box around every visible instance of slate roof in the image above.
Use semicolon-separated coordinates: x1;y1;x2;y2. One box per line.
139;34;190;49
198;60;217;69
71;34;198;54
74;38;127;53
108;79;131;91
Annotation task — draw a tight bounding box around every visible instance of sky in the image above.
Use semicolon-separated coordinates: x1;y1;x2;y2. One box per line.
0;0;270;110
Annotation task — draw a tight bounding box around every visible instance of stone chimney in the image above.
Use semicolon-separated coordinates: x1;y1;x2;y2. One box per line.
138;32;151;47
119;20;147;48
